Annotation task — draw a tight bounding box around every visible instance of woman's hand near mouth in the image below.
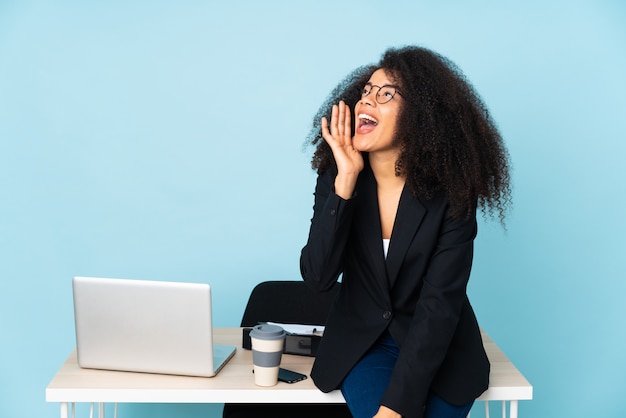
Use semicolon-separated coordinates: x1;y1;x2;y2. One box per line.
321;100;363;199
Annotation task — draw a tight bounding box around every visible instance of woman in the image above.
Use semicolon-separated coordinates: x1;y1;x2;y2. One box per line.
300;46;511;418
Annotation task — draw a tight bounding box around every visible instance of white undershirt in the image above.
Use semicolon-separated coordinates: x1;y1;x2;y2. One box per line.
383;239;390;259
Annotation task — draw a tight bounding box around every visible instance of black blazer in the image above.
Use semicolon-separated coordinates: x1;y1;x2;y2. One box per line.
300;164;489;418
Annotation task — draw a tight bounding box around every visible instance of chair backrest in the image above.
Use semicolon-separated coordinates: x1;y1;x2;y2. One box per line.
240;281;340;327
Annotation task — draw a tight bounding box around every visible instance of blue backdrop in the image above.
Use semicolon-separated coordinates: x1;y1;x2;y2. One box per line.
1;1;625;417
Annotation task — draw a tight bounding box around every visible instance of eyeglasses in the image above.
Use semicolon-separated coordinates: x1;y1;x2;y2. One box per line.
361;83;402;104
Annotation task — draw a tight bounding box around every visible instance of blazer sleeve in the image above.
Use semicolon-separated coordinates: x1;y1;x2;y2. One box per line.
381;204;478;417
300;169;356;292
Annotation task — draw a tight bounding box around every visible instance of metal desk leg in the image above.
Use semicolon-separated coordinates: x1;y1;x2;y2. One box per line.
59;402;75;418
510;400;518;418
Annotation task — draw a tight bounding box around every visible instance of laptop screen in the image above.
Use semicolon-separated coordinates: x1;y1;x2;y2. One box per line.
72;276;234;377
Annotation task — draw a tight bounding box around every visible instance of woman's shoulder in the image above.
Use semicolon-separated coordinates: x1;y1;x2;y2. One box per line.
414;191;477;222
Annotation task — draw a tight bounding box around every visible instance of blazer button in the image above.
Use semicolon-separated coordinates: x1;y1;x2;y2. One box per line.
330;209;336;216
382;311;392;320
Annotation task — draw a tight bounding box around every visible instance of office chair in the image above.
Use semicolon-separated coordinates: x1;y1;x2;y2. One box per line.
222;280;352;418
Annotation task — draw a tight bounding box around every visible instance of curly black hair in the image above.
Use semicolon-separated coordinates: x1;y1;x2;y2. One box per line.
306;45;511;224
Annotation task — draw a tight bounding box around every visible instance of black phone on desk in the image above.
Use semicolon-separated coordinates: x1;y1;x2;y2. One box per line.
278;368;307;383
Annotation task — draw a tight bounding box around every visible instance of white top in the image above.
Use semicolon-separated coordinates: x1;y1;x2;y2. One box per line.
383;239;390;259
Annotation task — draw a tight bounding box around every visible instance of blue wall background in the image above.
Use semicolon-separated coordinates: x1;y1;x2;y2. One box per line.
1;1;625;417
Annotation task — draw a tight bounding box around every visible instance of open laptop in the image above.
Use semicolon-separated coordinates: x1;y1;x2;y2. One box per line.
72;276;236;377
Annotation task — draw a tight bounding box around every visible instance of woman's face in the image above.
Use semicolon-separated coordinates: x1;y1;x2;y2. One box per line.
352;69;402;155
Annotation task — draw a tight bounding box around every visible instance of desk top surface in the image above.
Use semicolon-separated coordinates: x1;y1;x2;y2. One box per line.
46;328;532;404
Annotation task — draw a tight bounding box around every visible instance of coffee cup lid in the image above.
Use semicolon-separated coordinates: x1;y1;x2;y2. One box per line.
250;324;286;340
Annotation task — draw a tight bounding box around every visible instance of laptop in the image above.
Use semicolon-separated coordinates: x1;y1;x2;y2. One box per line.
72;276;236;377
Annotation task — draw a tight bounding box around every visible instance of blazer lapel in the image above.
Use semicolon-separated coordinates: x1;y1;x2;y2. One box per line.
355;167;390;295
386;186;426;288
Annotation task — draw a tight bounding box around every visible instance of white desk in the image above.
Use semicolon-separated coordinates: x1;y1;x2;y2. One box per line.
46;328;532;418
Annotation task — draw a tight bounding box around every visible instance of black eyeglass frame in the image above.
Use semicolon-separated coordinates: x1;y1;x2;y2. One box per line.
361;83;403;104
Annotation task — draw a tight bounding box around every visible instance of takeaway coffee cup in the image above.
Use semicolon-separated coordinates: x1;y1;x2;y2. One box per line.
249;324;286;386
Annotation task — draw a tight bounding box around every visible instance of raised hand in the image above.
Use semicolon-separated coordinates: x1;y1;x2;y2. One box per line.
321;101;364;199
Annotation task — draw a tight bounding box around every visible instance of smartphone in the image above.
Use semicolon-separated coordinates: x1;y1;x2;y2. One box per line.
278;367;308;383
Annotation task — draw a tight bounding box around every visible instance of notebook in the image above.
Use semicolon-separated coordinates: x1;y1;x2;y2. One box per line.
72;276;236;377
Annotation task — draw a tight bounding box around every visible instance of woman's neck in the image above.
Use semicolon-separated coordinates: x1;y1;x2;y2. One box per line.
369;151;405;240
369;151;405;187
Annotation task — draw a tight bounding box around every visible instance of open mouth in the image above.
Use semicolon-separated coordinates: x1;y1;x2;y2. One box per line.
358;114;378;127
